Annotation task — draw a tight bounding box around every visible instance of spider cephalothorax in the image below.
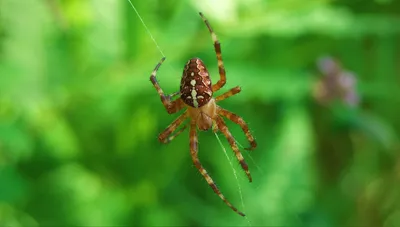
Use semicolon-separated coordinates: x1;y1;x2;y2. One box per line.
181;58;216;130
150;12;257;216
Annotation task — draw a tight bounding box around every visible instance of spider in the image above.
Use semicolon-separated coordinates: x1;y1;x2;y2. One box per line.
150;12;257;217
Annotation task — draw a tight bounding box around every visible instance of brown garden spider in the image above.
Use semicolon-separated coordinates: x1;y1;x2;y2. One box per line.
150;12;257;217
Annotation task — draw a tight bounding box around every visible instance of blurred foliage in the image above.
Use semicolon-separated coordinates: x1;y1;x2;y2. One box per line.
0;0;400;226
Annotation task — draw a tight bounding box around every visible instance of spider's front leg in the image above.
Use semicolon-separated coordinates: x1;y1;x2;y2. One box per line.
189;121;245;216
217;106;257;151
150;57;185;114
158;111;188;144
214;87;257;150
215;116;252;182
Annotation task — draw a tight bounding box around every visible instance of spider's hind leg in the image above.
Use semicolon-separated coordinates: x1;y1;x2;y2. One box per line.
199;13;226;92
215;86;241;102
150;57;185;114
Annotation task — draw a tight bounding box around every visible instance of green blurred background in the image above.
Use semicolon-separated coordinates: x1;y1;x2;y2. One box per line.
1;0;400;226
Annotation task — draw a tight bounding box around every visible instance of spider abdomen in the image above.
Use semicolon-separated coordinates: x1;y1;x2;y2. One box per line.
180;58;213;108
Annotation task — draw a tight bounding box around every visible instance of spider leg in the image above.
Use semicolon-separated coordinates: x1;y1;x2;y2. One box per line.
217;107;257;151
158;111;189;144
163;124;188;143
215;86;241;102
199;13;226;92
150;57;185;114
215;116;252;182
189;121;245;217
168;91;181;98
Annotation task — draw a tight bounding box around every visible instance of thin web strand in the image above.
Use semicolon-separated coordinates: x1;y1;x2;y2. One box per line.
127;0;166;57
215;132;251;226
236;139;302;224
127;0;180;82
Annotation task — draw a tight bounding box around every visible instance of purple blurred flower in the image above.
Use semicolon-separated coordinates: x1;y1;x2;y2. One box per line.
313;56;360;107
